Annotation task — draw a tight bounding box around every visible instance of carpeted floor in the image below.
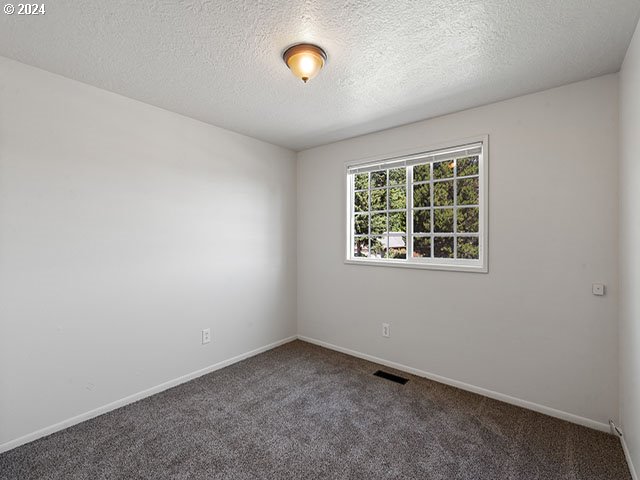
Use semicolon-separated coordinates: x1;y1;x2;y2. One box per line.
0;340;631;479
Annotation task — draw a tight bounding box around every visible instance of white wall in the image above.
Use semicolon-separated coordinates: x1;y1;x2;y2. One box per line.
0;53;625;454
620;17;640;478
0;57;297;448
297;75;619;428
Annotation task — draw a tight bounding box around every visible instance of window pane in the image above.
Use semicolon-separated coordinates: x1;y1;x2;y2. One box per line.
434;208;454;233
371;236;388;259
389;187;406;209
388;236;407;259
433;180;454;206
354;190;369;212
355;173;369;190
371;213;387;235
413;184;430;208
433;160;454;179
353;237;369;257
354;214;369;235
389;168;406;185
371;170;387;188
457;207;479;233
457;177;479;205
434;236;454;258
389;212;406;233
414;164;430;182
371;188;387;211
457;237;479;259
413;236;431;258
413;209;431;233
457;156;479;176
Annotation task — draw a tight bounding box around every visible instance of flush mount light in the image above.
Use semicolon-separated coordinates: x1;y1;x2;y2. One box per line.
282;43;327;83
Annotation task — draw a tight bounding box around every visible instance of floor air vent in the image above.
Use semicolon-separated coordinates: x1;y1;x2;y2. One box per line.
373;370;409;385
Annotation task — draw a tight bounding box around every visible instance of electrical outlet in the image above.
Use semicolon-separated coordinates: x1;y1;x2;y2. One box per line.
201;328;211;344
382;323;390;338
592;283;605;296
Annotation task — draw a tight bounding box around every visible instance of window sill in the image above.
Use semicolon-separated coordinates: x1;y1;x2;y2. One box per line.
344;258;488;273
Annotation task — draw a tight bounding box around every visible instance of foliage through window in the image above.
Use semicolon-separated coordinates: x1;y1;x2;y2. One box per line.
346;140;487;271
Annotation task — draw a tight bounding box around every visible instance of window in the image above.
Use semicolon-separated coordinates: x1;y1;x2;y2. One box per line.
346;138;487;272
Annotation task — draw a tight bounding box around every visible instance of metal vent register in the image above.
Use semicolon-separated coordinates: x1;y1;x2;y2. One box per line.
373;370;409;385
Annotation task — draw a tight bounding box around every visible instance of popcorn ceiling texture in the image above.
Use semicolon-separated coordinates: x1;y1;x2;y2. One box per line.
0;0;639;150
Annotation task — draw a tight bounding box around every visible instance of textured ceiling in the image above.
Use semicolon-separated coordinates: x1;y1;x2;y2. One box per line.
1;1;639;150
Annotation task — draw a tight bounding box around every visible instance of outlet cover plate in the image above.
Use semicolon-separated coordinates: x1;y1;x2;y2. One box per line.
382;323;390;338
202;328;211;344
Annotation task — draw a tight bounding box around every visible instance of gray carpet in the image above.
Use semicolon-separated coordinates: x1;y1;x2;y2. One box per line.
0;340;631;479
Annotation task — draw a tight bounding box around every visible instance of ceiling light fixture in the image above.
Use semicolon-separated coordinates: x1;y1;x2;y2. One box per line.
282;43;327;84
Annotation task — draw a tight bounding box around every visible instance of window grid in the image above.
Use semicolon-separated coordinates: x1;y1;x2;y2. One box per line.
406;160;480;261
353;170;409;259
348;140;485;270
407;164;414;261
453;161;457;259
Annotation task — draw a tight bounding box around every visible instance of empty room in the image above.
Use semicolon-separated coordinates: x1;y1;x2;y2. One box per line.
1;1;640;479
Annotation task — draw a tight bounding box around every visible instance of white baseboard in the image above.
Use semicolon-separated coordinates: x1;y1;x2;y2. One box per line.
297;335;611;433
0;335;297;454
1;334;617;457
621;435;639;480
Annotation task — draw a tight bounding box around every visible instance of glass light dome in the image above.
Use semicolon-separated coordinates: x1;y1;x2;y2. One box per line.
283;44;327;83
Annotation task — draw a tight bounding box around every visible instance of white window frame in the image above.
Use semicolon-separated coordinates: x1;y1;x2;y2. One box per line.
344;135;489;273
